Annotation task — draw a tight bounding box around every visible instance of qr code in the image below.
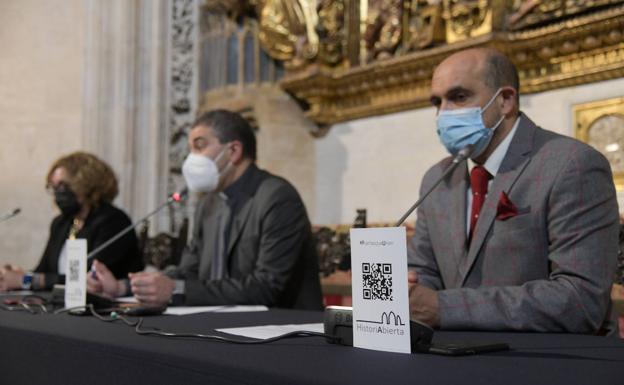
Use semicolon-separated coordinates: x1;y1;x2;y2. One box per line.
362;263;393;301
68;260;80;282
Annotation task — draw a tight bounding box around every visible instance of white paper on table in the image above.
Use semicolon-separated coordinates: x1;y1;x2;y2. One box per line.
217;323;324;340
164;305;269;315
115;296;139;303
3;290;35;296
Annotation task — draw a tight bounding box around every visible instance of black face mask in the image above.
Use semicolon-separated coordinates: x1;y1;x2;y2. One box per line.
54;189;81;216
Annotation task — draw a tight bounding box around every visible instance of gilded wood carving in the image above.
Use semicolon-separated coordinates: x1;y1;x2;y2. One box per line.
574;97;624;191
202;0;624;126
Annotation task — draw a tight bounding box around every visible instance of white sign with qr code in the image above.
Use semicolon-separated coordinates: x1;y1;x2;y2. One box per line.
64;239;87;309
350;227;411;354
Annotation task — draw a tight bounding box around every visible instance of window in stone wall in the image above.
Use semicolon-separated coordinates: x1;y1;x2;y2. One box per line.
226;32;239;85
243;30;255;84
199;16;283;94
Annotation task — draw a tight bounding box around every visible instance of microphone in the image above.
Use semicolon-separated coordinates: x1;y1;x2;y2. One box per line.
86;188;188;260
395;145;473;227
0;208;21;223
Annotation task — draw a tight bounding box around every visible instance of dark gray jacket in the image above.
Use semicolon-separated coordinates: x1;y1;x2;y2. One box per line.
168;165;323;310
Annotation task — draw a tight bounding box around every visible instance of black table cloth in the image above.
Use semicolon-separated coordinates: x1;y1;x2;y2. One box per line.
0;307;623;385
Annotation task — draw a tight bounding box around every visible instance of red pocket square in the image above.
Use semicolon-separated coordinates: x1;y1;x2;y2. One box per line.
496;192;518;220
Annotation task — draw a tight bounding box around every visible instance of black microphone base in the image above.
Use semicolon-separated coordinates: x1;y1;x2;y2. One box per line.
323;306;433;352
323;306;510;355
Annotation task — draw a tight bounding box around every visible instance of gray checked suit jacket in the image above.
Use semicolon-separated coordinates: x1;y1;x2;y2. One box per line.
408;113;620;333
168;165;323;310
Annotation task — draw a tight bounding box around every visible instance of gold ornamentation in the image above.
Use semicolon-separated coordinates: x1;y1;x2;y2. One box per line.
281;3;624;126
443;0;490;43
362;0;403;62
404;0;445;51
202;1;624;127
508;0;624;30
68;218;83;240
316;0;346;66
574;97;624;190
257;0;319;68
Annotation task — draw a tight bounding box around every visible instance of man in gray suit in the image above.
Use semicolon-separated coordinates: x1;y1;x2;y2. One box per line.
408;48;620;334
90;110;323;310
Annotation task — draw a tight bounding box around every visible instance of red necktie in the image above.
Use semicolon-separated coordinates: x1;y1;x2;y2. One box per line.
469;165;491;242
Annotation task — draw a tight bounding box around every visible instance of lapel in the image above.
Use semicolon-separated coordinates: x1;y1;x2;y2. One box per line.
458;114;536;285
200;195;225;275
223;164;266;258
51;216;73;269
226;195;254;257
446;161;469;288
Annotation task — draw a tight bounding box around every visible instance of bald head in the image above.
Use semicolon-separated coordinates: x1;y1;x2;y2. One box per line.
430;48;520;112
435;48;519;102
430;48;521;163
481;49;519;101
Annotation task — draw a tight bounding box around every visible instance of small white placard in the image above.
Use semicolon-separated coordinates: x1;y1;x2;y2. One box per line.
350;227;411;354
64;239;87;308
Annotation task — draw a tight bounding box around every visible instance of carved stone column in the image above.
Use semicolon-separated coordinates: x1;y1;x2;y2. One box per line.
167;0;200;232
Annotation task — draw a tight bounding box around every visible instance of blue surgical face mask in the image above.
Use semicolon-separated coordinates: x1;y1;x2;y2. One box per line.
436;88;504;158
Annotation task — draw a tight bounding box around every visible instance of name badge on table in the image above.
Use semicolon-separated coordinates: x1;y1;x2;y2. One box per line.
350;227;411;354
64;239;87;309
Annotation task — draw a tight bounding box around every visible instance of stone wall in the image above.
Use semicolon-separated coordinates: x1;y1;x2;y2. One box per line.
0;0;85;268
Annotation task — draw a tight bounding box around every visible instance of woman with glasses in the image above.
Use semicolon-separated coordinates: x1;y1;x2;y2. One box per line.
0;152;143;291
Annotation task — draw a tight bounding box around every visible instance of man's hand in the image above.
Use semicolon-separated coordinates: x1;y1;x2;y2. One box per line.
408;271;440;328
408;269;419;291
87;260;124;298
129;272;174;307
0;265;25;292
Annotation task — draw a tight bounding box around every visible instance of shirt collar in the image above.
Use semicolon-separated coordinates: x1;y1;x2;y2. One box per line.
468;115;521;177
220;163;259;205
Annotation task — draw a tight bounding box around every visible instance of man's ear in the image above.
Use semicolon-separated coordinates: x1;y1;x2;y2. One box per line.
500;87;517;116
228;140;245;165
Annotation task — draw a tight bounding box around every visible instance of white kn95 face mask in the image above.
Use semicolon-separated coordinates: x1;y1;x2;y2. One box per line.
181;147;229;192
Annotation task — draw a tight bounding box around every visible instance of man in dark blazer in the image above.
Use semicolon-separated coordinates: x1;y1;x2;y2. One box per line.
408;48;620;334
90;110;322;310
